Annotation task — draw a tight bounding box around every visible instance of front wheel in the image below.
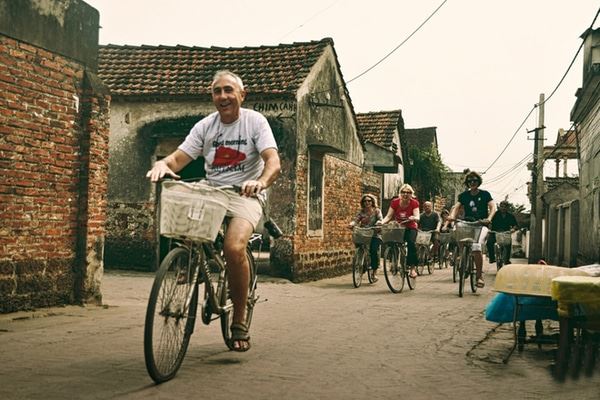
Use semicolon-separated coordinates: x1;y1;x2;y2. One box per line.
469;253;477;293
383;245;404;293
495;244;504;270
352;246;366;288
144;247;199;383
458;246;468;297
221;247;257;350
405;248;416;290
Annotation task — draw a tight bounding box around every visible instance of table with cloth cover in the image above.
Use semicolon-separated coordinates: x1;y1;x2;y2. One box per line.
488;264;591;363
550;272;600;378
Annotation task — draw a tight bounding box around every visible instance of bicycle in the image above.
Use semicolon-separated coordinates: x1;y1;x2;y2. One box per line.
452;220;484;297
144;180;277;383
351;226;380;288
489;230;512;270
381;223;416;293
415;230;435;275
437;231;452;270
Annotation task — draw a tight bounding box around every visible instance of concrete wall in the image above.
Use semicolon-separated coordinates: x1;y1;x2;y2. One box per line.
577;99;600;263
0;1;109;312
0;0;99;70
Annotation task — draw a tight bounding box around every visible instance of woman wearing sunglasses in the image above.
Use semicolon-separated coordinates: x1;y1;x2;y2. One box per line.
444;171;496;288
349;194;384;282
380;183;420;279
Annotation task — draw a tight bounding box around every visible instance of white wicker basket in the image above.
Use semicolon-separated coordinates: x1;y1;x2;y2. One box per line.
381;224;406;243
453;222;482;242
352;227;375;245
416;230;432;245
439;232;452;244
495;231;512;246
160;181;230;242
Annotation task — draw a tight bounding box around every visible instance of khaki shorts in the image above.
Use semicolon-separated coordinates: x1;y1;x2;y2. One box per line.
223;190;263;230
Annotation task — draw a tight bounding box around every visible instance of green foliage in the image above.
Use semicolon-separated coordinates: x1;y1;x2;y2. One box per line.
406;145;449;200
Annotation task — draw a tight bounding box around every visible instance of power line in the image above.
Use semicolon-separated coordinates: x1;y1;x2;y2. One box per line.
483;6;600;175
278;0;341;41
540;7;600;106
345;0;448;84
482;106;536;173
310;0;448;96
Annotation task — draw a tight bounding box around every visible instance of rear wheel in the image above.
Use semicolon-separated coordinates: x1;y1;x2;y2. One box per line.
416;246;425;276
144;247;199;383
383;245;404;293
221;247;256;350
438;244;446;269
352;246;366;288
426;246;434;275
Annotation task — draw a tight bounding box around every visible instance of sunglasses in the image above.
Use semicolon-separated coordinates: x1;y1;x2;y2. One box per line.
364;199;373;202
400;191;412;194
467;179;479;184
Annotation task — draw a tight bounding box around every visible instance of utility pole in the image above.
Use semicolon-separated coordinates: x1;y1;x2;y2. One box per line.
528;93;545;263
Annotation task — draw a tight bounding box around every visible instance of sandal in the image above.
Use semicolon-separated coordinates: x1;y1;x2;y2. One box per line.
476;278;485;288
230;322;251;352
409;269;418;279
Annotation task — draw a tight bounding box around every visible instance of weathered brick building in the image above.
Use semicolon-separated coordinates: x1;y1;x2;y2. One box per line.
0;0;109;312
97;38;400;281
356;110;406;213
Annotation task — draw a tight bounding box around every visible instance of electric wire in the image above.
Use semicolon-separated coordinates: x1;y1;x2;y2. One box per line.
278;0;341;41
483;7;600;175
310;0;448;96
345;0;448;85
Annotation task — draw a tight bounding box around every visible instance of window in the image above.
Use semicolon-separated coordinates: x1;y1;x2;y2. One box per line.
308;154;323;233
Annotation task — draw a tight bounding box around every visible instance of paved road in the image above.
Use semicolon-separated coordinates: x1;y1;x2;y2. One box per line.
1;260;598;399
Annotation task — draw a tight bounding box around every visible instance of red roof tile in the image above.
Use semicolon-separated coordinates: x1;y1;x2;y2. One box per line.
97;39;332;98
356;110;402;151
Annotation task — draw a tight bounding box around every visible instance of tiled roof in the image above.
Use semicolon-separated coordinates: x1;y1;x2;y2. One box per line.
404;127;438;149
554;129;577;147
356;110;402;151
97;39;332;98
543;128;577;159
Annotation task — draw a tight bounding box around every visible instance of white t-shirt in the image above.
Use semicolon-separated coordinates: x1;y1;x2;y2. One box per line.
178;108;278;187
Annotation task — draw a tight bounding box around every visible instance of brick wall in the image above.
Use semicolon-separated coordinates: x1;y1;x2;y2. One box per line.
0;35;109;312
291;154;380;281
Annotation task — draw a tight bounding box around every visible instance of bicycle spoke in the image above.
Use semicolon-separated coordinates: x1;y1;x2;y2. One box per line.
145;247;198;383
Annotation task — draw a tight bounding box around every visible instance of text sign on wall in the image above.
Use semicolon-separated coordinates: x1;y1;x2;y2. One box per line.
251;102;296;116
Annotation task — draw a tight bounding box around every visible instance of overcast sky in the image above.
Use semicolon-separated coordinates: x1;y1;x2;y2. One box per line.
85;0;599;209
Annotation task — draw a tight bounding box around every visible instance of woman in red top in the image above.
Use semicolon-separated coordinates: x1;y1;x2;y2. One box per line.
380;183;420;278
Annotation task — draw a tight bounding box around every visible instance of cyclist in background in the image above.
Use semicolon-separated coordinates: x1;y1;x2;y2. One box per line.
419;201;441;260
380;183;420;279
486;200;518;264
146;70;281;352
349;194;383;281
445;171;496;288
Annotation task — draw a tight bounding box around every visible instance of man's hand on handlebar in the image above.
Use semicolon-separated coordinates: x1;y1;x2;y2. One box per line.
240;179;265;197
146;161;180;182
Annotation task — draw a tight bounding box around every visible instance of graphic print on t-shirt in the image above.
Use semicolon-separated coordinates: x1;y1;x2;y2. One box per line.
469;200;477;215
211;133;247;172
213;146;246;167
